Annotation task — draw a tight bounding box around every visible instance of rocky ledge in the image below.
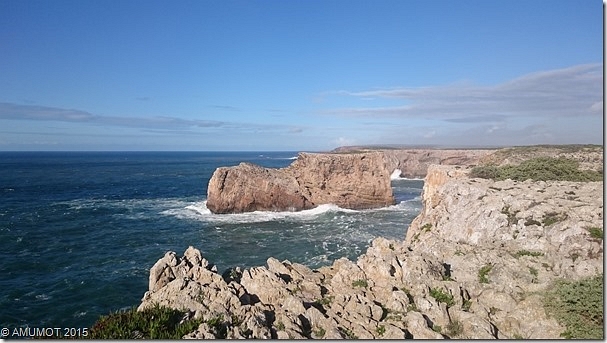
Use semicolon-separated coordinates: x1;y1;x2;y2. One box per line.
139;152;603;339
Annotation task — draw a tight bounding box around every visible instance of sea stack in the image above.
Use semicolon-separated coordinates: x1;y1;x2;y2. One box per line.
206;152;395;214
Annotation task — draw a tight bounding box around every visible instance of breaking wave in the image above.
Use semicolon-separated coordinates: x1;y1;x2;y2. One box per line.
162;201;360;224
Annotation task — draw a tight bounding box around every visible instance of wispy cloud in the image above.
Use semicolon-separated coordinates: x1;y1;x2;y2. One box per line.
0;102;226;130
0;102;307;137
210;105;240;111
324;63;602;123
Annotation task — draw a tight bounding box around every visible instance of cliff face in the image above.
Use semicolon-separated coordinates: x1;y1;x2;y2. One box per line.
139;153;603;339
337;148;496;178
206;152;394;214
206;162;312;214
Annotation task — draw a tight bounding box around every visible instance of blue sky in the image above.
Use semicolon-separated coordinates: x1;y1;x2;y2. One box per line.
0;0;603;151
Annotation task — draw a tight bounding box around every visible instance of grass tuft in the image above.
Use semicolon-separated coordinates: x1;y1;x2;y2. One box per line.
429;288;455;307
478;264;492;284
352;279;368;288
586;227;603;240
515;250;544;258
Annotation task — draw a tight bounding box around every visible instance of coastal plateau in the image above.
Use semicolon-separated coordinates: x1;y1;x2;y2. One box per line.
133;145;603;339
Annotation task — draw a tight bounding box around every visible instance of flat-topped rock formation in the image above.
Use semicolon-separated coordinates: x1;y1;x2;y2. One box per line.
138;148;603;339
206;152;395;214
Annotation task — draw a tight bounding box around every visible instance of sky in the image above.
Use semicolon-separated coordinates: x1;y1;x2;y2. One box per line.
0;0;603;151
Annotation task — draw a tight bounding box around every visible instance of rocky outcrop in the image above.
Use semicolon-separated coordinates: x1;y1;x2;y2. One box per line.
206;152;394;214
332;147;496;178
381;149;495;178
140;151;603;339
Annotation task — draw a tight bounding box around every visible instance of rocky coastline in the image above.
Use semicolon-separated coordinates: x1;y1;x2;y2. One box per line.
133;146;603;339
206;149;494;213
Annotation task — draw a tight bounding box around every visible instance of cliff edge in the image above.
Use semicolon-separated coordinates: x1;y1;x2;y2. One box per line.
136;147;603;339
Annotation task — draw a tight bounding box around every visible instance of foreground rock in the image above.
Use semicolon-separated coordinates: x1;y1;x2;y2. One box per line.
206;152;394;213
140;162;602;338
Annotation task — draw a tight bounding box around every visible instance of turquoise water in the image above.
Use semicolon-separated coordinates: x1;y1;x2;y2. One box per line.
0;151;422;330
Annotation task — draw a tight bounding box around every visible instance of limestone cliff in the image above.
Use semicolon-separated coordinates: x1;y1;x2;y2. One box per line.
138;147;603;339
206;152;394;214
380;149;495;178
139;148;603;339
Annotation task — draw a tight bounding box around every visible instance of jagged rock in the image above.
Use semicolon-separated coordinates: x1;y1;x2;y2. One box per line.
137;148;603;339
206;152;394;213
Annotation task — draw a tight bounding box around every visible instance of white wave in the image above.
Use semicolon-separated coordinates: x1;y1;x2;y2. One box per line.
35;294;51;301
390;169;403;180
163;201;360;224
268;156;298;160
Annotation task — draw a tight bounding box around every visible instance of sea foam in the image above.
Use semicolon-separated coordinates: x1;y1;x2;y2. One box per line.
165;201;360;224
390;169;403;180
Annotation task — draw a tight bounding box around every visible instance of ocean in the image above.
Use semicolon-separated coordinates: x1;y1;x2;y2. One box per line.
0;151;423;330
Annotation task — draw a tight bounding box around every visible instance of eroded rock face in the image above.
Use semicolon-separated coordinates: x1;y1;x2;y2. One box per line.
206;152;394;214
381;149;496;178
206;162;311;214
141;152;603;339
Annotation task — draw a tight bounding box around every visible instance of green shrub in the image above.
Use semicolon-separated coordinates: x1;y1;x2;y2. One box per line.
339;327;358;339
462;299;472;312
478;264;492;284
316;296;334;307
524;218;542;226
515;250;544;258
470;157;602;182
529;267;539;283
586;227;603;240
376;325;386;336
469;165;500;179
446;320;463;337
429;288;455;307
542;212;567;226
88;304;202;339
352;279;368;288
314;327;326;338
543;274;604;339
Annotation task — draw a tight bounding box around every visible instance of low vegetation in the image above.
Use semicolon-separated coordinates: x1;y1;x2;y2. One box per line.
429;287;455;307
586;226;603;241
543;274;603;339
88;304;202;339
470;157;603;182
352;279;369;288
446;319;463;337
542;212;567;226
478;264;493;284
514;250;544;258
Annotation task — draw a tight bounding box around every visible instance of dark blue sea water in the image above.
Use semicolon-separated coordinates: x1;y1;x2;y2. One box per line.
0;151;422;331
